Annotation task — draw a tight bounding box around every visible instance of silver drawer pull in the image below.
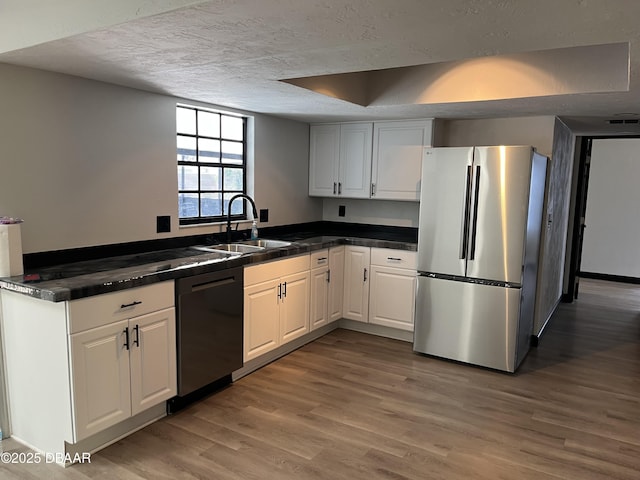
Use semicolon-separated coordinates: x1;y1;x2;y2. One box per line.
387;257;402;261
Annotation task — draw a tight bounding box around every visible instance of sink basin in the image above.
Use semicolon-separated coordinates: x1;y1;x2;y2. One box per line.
237;239;292;249
193;243;265;254
192;239;291;255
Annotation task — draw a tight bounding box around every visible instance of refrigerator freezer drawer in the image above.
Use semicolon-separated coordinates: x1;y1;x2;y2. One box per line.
413;276;522;372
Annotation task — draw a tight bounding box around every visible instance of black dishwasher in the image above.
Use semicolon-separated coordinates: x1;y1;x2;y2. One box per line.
168;266;243;412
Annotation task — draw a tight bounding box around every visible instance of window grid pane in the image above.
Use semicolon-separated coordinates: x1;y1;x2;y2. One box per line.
177;105;246;224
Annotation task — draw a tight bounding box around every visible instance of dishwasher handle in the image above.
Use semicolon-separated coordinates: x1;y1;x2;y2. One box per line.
190;276;236;293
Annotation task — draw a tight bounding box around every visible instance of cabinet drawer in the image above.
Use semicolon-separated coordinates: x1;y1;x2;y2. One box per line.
68;281;175;334
370;248;417;269
244;254;310;286
310;249;329;269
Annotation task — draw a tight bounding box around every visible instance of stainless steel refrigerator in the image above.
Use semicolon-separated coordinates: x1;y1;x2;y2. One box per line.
413;146;547;372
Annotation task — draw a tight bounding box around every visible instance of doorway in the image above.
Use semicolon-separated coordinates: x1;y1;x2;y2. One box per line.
565;136;640;301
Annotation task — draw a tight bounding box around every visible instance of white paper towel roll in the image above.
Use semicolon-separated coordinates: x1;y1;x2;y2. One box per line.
0;224;24;277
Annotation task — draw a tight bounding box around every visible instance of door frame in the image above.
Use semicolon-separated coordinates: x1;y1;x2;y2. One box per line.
564;137;591;301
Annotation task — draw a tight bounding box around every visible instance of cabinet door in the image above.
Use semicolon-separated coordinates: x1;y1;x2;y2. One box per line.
369;265;416;331
70;320;131;442
328;246;345;322
244;279;281;362
339;123;373;198
343;246;370;322
280;270;310;343
371;120;433;201
310;266;329;331
129;308;177;416
309;124;340;196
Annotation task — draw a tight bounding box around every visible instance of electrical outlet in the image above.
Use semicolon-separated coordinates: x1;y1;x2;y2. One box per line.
338;205;346;217
259;208;269;222
156;215;171;233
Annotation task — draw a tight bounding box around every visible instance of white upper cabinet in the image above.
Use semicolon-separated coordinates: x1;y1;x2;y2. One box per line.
309;119;433;201
371;119;434;201
309;123;372;198
338;123;373;198
309;124;340;197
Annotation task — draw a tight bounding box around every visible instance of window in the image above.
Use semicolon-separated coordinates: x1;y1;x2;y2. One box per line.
176;105;247;225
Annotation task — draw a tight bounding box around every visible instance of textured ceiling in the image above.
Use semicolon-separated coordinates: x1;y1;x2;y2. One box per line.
2;0;640;129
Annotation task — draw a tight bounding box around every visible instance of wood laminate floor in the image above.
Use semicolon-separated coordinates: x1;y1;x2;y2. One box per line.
2;278;639;479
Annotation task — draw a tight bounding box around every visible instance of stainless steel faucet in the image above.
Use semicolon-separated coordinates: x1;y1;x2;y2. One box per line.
226;194;258;243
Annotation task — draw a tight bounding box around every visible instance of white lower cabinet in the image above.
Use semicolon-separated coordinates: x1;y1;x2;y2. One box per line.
244;279;281;360
280;270;311;343
343;247;417;331
70;307;177;440
369;248;417;331
70;320;132;440
343;245;371;322
310;250;330;331
69;291;177;442
129;308;177;414
328;246;345;322
244;255;310;362
0;281;176;461
309;246;345;331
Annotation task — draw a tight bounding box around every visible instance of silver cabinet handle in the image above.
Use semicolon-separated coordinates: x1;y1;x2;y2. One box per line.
363;268;368;282
387;257;402;261
333;182;337;195
371;183;376;196
338;182;342;195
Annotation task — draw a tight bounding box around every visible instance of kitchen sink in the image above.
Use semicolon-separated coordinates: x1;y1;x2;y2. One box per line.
193;243;265;254
192;239;292;255
237;239;292;248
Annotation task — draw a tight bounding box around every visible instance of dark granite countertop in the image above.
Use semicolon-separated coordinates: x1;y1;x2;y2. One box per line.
0;235;416;302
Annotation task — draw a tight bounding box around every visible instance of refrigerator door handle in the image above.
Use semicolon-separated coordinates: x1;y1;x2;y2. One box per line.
460;165;473;259
469;165;481;260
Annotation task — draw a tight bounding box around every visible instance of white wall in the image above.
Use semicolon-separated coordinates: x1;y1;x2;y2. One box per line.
0;64;321;254
439;116;556;157
580;138;640;277
322;198;419;227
